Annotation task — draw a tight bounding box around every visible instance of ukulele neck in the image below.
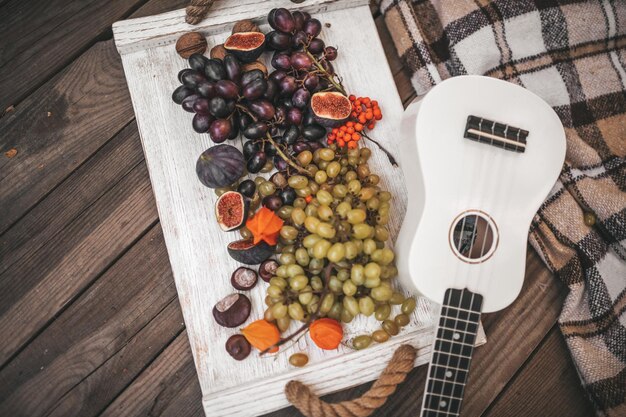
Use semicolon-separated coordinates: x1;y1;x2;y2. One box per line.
421;288;483;417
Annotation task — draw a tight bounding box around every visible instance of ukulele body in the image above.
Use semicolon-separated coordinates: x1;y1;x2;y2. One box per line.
395;75;566;313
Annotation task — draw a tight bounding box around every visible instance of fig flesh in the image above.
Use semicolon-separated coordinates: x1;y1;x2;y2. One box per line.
310;91;351;127
215;191;249;231
224;32;266;63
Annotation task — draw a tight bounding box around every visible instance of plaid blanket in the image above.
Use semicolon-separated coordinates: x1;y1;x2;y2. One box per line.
379;0;626;415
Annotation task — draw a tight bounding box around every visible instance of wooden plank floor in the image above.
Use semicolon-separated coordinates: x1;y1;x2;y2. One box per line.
0;2;595;416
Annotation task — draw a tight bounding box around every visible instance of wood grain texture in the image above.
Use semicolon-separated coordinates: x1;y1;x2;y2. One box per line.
0;0;149;110
0;0;596;416
0;224;181;417
0;121;143;277
0;41;133;234
0;160;157;367
484;326;595;417
112;1;456;415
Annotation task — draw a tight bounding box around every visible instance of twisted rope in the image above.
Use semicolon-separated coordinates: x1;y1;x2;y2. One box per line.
185;0;215;25
285;345;417;417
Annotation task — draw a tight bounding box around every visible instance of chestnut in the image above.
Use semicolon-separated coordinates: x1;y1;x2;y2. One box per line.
259;259;279;282
226;334;251;360
231;267;258;291
212;293;251;328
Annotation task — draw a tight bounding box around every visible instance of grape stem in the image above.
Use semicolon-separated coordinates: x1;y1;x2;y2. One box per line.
259;263;335;356
264;132;311;177
361;131;399;167
236;104;258;123
304;49;346;96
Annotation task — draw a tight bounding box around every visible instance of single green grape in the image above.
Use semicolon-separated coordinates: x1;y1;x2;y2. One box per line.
358;296;375;316
353;335;372;350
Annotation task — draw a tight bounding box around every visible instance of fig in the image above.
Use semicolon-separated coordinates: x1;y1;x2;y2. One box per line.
258;259;279;282
231;266;258;290
224;32;266;63
196;144;245;188
227;239;275;265
212;293;251;328
226;334;251;360
310;91;351;127
216;191;249;231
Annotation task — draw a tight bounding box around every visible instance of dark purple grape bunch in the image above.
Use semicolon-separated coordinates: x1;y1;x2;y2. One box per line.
172;10;339;176
171;53;240;143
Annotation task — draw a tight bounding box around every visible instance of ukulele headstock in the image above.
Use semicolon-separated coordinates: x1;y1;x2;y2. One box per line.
396;75;566;313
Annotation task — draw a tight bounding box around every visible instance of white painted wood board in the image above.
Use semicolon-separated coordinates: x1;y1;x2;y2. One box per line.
113;1;485;416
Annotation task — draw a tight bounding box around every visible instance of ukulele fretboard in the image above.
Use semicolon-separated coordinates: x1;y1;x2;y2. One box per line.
464;115;528;153
421;288;483;417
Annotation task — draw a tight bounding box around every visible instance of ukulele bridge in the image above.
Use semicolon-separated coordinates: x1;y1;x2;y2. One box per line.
464;115;528;153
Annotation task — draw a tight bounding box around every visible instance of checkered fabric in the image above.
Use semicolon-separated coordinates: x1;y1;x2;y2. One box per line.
379;0;626;415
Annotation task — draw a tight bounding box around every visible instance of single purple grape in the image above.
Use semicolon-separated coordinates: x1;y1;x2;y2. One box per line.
209;119;232;143
271;52;292;70
292;88;311;109
272;8;295;33
279;76;297;96
324;46;338;61
193;98;211;115
304;19;322;37
308;39;325;55
290;52;312;70
287;107;303;125
182;94;199;112
303;74;319;92
193;113;212;133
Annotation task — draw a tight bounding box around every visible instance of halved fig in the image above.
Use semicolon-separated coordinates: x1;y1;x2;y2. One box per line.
224;32;266;63
227;239;274;265
310;91;351;127
216;191;249;231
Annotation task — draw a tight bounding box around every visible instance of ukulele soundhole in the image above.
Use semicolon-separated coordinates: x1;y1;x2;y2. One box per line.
449;210;498;263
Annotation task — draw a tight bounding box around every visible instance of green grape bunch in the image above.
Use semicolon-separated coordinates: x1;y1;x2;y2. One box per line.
260;144;415;341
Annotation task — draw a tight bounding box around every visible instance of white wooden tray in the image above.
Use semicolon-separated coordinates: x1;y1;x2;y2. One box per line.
112;1;484;415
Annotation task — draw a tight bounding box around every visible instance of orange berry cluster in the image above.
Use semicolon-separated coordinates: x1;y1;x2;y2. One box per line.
327;95;383;148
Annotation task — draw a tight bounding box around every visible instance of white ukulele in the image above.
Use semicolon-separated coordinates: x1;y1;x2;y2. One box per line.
396;75;566;417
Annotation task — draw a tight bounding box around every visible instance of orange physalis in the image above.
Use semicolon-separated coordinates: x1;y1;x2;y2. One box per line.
309;318;343;350
246;207;284;246
327;95;382;148
242;319;280;353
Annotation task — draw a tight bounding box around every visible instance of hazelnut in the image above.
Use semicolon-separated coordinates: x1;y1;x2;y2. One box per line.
232;19;261;34
212;293;251;328
242;61;268;75
175;32;208;59
226;334;251;360
258;259;279;282
231;267;258;291
210;44;227;60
